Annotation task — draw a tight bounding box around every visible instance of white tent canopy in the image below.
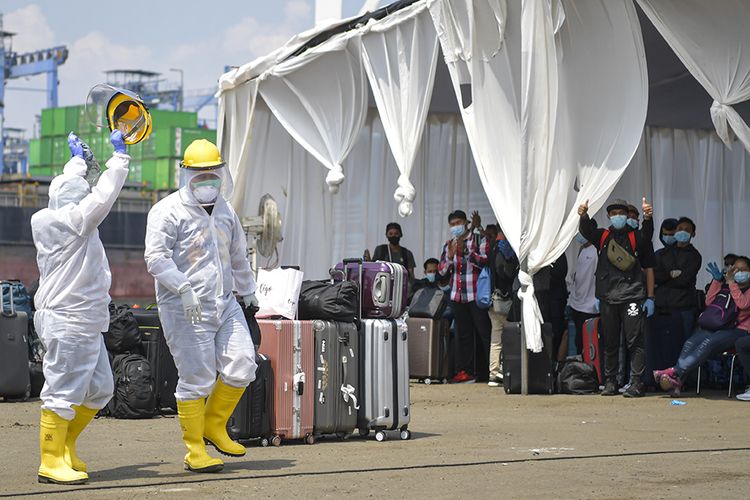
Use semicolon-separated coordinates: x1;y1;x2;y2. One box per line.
218;0;750;353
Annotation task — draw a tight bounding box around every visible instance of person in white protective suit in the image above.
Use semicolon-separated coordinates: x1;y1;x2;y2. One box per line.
144;139;258;473
31;130;129;485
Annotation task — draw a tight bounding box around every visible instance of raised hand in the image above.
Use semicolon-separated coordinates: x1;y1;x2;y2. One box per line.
642;196;653;219
578;199;589;217
706;262;723;281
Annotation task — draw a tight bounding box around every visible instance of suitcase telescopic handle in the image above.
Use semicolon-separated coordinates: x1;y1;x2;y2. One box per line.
342;258;363;322
1;281;16;317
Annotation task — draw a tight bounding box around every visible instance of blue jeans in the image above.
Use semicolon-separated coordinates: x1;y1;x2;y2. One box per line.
675;328;747;380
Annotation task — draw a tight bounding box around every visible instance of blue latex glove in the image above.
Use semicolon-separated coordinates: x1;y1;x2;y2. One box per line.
706;262;723;281
643;298;655;317
594;298;600;313
110;130;126;154
68;132;84;159
497;239;515;259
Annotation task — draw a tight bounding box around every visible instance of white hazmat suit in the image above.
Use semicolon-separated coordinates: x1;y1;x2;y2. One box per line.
31;152;130;420
144;188;257;401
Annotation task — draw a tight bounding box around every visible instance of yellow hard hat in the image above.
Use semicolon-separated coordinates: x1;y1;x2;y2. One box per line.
106;90;152;145
181;139;225;170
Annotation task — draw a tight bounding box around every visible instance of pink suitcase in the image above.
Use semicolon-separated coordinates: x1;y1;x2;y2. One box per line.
258;319;316;445
333;259;408;319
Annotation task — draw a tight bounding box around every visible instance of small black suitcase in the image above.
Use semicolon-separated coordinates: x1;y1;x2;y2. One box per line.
0;282;31;400
133;308;178;412
226;354;274;446
502;322;555;394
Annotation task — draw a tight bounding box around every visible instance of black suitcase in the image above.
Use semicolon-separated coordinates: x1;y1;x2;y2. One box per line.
502;322;555;394
312;320;359;439
0;281;31;400
133;308;178;412
226;354;274;446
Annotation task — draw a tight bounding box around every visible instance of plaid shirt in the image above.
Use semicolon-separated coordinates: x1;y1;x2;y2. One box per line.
438;234;489;303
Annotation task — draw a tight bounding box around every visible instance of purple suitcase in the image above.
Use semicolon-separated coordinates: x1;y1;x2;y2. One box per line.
334;259;408;319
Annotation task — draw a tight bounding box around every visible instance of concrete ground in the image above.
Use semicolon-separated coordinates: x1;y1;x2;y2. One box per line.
1;383;748;499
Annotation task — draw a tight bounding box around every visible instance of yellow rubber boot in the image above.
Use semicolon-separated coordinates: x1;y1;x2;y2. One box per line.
64;405;98;472
203;379;247;457
38;410;89;485
177;399;224;473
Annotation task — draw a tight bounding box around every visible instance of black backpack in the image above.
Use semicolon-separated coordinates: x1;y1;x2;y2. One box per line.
105;303;141;354
556;361;599;394
107;353;157;419
408;287;448;319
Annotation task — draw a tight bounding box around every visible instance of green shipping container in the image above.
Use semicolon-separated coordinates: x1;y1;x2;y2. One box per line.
142;158;180;190
30;166;54;177
150;109;198;130
52;138;69;165
40;138;54;165
41;109;55;137
179;128;217;156
28;139;41;166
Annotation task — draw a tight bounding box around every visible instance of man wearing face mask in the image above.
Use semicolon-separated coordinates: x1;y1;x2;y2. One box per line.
144;139;258;474
656;218;679;255
371;222;416;280
654;218;701;326
567;224;600;356
627;204;654;241
578;198;656;397
31;130;128;485
439;210;491;384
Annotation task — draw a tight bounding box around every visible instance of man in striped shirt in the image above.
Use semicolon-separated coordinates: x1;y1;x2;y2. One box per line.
439;210;492;384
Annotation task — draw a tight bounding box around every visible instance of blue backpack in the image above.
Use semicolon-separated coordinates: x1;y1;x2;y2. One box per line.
2;280;33;317
476;266;492;309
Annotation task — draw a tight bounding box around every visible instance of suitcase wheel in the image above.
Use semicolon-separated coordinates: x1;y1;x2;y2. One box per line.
305;434;316;445
260;438;270;447
399;429;411;441
424;378;432;385
375;431;386;442
271;436;282;447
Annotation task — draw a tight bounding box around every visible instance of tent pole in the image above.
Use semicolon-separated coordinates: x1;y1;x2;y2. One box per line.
520;257;529;395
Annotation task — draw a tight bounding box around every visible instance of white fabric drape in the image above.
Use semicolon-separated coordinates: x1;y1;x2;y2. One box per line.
361;5;439;217
233;100;492;279
429;0;522;251
259;37;367;194
637;0;750;153
217;79;259;211
518;0;648;351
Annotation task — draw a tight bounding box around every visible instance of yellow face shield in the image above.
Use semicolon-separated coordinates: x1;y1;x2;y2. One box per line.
85;84;152;145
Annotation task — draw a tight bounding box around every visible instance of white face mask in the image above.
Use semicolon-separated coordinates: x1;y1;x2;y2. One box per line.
188;172;222;205
192;185;220;205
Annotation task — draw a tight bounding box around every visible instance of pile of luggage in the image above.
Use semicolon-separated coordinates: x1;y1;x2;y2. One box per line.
231;258;412;445
0;280;44;402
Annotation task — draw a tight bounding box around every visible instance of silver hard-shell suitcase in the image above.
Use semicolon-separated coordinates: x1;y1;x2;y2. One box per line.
357;318;411;442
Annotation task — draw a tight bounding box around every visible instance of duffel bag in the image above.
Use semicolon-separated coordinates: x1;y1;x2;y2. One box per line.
297;280;358;322
556;361;599;394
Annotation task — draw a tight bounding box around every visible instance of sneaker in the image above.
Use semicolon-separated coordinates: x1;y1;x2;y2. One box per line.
623;382;645;398
487;376;502;387
662;373;682;396
601;381;618;396
451;370;476;384
736;387;750;401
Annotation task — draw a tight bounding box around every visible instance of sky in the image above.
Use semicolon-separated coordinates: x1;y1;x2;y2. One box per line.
2;1;371;135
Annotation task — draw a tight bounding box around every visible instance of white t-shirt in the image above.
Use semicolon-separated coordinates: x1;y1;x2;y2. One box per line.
567;244;598;314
